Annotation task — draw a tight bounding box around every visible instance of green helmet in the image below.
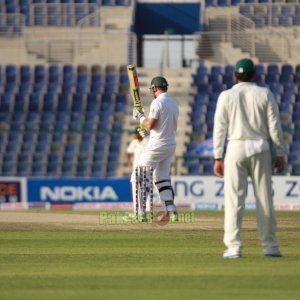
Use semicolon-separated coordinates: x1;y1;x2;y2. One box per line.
130;126;140;134
150;76;168;88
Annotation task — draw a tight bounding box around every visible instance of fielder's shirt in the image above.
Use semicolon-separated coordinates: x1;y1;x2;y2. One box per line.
213;82;284;158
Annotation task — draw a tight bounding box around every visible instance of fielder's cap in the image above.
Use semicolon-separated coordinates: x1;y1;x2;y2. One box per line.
235;58;255;74
150;76;168;88
130;126;140;134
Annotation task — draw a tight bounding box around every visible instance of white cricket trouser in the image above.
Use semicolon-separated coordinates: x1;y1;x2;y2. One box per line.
138;146;176;212
138;146;175;182
224;140;279;251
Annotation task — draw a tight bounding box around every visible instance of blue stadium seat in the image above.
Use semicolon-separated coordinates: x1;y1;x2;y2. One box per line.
71;93;85;113
279;16;293;27
281;64;293;75
265;73;279;84
205;0;217;7
239;5;251;18
31;161;45;176
2;161;15;176
102;0;115;6
194;93;209;105
294;73;300;85
33;5;46;26
76;73;89;94
14;94;28;113
253;16;266;28
11;111;25;130
115;93;127;113
283;82;297;94
267;64;280;75
105;72;117;94
197;83;210;94
76;162;90;177
75;3;88;23
54;112;68;133
5;64;17;84
28;93;42;112
57;93;71;112
292;163;300;175
0;93;13;114
17;161;31;176
42;92;57;112
217;0;229;7
90;73;104;94
268;82;283;95
279;73;293;84
211;83;225;94
223;74;235;88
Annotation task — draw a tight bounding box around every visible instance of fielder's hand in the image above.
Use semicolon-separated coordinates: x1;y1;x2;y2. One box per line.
133;106;145;121
137;128;149;138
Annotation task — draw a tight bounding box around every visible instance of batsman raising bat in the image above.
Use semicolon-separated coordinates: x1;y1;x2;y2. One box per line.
127;65;179;222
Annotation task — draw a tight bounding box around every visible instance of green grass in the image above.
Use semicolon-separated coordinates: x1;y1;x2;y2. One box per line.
0;211;300;300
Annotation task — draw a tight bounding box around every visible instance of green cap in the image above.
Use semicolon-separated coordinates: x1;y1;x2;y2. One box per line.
235;58;255;74
150;76;168;88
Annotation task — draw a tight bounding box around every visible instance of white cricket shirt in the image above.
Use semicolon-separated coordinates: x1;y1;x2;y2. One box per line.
147;92;179;150
213;82;284;158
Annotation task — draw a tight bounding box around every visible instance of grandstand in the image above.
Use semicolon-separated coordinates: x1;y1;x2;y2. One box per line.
0;0;299;178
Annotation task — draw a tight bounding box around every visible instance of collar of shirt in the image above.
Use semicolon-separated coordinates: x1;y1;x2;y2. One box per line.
233;82;256;88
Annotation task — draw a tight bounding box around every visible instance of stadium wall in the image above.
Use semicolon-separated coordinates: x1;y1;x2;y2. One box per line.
1;176;300;211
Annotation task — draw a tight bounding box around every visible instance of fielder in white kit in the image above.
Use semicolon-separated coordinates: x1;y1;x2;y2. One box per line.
125;126;149;216
133;76;179;220
213;58;285;259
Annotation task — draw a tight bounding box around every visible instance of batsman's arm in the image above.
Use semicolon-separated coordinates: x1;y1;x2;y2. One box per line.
140;117;156;132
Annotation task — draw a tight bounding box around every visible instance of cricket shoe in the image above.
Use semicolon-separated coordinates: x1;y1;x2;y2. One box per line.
264;248;283;258
168;211;179;223
223;248;242;259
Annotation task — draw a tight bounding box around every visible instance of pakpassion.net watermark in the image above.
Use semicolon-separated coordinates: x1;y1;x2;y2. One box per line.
99;211;194;225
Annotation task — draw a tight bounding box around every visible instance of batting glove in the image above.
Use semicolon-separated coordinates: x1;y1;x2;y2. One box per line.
132;106;145;121
137;128;149;138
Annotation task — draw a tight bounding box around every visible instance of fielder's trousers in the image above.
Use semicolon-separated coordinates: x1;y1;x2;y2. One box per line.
224;140;279;252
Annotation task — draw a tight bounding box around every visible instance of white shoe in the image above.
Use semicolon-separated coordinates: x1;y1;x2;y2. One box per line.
223;249;242;259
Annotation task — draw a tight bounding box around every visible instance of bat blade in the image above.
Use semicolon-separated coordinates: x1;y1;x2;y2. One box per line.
127;64;142;108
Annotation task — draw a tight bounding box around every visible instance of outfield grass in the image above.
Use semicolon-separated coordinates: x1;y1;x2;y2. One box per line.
0;211;299;300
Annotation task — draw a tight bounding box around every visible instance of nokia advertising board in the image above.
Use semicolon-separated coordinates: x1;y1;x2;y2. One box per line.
27;178;132;204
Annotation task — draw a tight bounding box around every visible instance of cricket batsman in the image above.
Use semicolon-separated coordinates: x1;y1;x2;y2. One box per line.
133;76;179;221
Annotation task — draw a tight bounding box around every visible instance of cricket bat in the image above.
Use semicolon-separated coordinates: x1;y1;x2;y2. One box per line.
127;64;142;109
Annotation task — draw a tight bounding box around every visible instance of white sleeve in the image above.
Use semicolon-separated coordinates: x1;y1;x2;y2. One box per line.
148;100;159;120
266;91;285;156
213;92;229;159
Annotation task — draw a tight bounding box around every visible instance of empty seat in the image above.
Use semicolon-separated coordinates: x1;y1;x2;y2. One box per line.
267;64;279;75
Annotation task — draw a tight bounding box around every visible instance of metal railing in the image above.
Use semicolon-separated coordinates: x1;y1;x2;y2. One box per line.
199;4;300;64
25;3;101;63
30;3;99;27
0;13;25;37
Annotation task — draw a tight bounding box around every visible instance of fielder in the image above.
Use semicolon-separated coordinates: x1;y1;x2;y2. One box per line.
125;126;149;216
213;58;285;259
133;76;179;221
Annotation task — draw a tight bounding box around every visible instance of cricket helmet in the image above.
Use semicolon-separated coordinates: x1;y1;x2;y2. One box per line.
130;126;140;134
150;76;168;88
